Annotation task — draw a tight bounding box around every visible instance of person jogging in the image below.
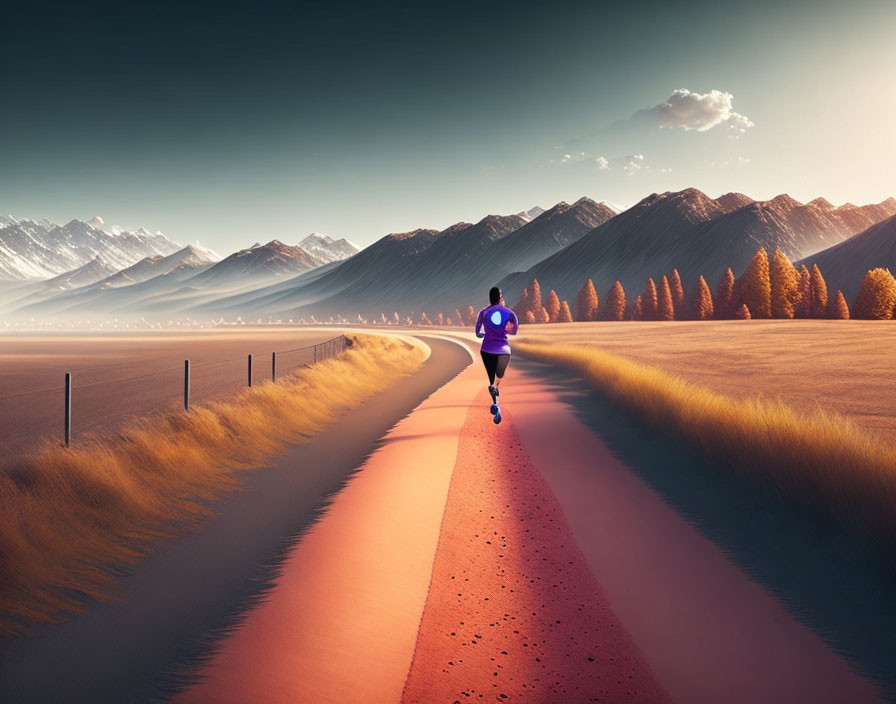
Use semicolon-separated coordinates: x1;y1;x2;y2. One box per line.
474;286;519;424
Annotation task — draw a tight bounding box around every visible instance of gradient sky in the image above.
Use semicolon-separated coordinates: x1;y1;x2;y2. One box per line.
2;0;894;252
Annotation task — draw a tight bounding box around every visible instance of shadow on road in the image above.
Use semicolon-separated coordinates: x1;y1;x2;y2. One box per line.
514;356;896;702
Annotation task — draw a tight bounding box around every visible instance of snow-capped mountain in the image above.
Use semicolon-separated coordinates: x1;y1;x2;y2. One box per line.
297;233;359;263
0;216;181;280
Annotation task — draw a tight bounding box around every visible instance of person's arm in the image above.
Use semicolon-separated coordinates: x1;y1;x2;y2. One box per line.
475;309;485;338
507;310;519;335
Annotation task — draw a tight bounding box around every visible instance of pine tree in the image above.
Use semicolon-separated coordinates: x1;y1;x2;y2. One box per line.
715;268;736;319
523;278;549;322
794;265;811;318
574;279;599;321
513;287;530;320
694;275;714;320
670;269;686;310
454;308;464;326
558;300;573;322
736;248;771;318
437;312;444;326
632;294;644;321
852;268;896;319
603;281;626;320
658;275;675;320
735;304;751;320
420;312;432;325
466;305;476;325
809;264;829;318
770;249;799;319
831;290;850;319
446;316;453;325
546;289;561;322
525;310;537;324
642;278;659;320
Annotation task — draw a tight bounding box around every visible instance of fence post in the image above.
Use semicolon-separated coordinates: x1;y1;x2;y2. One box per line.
272;352;276;382
248;354;253;387
184;359;190;411
64;372;71;448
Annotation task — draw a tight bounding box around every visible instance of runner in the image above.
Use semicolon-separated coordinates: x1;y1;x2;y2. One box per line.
474;286;519;424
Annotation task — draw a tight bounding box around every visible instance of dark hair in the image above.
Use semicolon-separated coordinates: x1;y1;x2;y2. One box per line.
489;286;501;305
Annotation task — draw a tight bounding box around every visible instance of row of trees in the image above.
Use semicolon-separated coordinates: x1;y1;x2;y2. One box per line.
508;249;896;322
368;250;896;325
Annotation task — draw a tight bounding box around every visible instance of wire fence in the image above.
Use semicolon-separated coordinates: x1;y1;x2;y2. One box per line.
0;335;349;457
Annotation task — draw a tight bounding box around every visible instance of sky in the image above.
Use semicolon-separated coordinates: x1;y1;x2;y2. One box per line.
1;0;894;252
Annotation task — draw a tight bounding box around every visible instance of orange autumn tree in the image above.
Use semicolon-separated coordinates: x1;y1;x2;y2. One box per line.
454;308;464;326
808;264;829;317
831;290;850;319
794;265;811;318
632;294;644;320
546;289;561;322
770;249;799;318
735;304;751;320
558;300;573;322
525;310;537;324
574;279;599;321
658;275;675;320
603;281;626;320
694;275;714;320
670;269;686;311
466;305;477;325
513;286;531;319
420;312;432;325
715;268;736;319
852;268;896;319
641;278;659;320
736;248;771;318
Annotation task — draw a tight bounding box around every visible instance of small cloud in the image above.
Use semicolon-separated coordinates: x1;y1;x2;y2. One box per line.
554;151;670;175
557;152;611;168
635;88;754;135
618;154;645;175
706;155;752;168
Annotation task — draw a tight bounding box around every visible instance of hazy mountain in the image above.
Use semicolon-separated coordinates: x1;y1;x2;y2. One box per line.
0;216;181;280
186;240;325;288
97;244;220;288
497;189;896;305
486;198;617;275
297;233;359;263
45;255;120;289
798;213;896;301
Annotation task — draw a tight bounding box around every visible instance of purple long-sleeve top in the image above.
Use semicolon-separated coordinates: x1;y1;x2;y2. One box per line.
475;304;519;355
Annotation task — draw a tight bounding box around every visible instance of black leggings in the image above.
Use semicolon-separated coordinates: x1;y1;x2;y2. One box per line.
480;351;511;385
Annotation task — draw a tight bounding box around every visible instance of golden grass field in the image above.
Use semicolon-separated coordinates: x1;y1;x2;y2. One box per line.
0;334;425;635
516;324;896;558
520;319;896;446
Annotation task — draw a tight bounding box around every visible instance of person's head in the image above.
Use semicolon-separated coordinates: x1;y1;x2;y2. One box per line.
489;286;502;305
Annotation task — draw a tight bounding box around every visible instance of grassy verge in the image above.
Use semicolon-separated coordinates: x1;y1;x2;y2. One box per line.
516;341;896;561
0;334;426;635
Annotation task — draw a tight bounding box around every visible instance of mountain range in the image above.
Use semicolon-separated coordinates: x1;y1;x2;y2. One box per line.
3;193;896;321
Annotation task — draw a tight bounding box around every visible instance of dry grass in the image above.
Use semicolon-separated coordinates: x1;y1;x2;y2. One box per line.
516;340;896;560
0;334;425;635
520;320;896;445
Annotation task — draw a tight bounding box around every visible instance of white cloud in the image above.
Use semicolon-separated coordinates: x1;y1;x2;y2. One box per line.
558;152;611;168
636;89;754;134
554;152;670;175
618;154;645;174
